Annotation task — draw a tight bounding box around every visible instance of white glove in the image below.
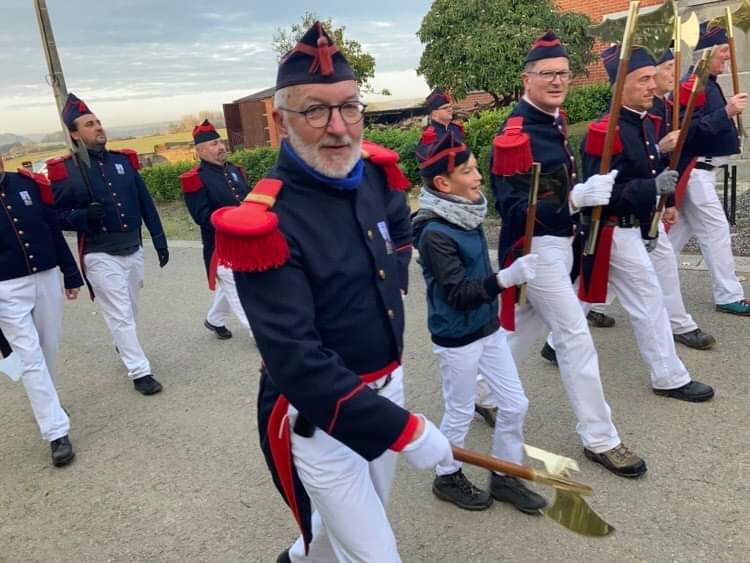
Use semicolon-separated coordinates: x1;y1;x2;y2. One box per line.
401;415;453;471
643;238;657;253
497;253;539;288
570;169;618;209
655;169;678;196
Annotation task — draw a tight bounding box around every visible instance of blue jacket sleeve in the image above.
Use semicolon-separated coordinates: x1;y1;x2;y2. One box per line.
135;173;168;251
384;189;412;294
233;239;412;461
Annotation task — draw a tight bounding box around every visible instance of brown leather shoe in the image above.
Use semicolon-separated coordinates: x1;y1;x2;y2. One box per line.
584;443;647;478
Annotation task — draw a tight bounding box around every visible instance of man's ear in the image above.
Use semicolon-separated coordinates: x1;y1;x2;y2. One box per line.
272;109;288;139
433;174;451;194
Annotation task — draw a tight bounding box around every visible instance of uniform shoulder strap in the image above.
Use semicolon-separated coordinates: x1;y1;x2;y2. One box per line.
111;148;141;171
179;167;203;193
18;168;55;204
45;155;71;182
492;116;532;176
584;113;623;157
679;75;707;109
361;140;410;191
211;178;289;272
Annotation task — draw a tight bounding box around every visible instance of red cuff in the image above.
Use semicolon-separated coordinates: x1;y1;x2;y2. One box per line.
389;414;420;452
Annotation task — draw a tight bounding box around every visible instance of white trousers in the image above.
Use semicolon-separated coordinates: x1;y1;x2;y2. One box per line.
507;236;620;453
567;228;692;390
668;168;744;305
592;221;698;335
0;268;69;441
205;265;253;337
435;330;528;476
84;247;151;379
288;367;404;563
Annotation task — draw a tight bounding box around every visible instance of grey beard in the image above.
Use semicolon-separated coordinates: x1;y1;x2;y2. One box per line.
285;126;362;179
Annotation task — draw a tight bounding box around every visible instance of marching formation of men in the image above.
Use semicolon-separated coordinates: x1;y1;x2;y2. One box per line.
1;15;747;563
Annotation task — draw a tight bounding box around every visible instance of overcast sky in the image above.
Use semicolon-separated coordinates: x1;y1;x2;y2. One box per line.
0;0;433;135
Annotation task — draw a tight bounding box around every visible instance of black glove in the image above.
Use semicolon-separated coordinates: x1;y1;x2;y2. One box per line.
157;248;169;268
643;238;657;253
86;202;105;231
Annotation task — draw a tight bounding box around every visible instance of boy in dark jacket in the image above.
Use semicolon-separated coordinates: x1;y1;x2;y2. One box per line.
413;132;545;514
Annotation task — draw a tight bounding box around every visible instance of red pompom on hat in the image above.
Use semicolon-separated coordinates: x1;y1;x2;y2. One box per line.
492;117;532;176
361;140;410;191
584;115;623;157
679;76;706;108
211;179;289;272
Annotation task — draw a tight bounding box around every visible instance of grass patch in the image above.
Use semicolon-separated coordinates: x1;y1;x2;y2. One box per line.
146;200;201;242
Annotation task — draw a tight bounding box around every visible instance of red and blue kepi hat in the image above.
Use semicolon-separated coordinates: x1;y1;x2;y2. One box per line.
276;21;356;89
192;119;220;144
417;131;470;178
602;45;656;84
695;21;728;51
62;93;92;130
426;89;452;111
524;31;569;65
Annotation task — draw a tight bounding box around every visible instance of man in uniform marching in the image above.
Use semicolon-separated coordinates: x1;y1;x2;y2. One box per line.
48;94;168;396
0;153;83;466
669;22;749;316
180;120;252;340
585;47;717;350
578;45;714;402
211;22;453;563
491;32;646;477
423;88;465;142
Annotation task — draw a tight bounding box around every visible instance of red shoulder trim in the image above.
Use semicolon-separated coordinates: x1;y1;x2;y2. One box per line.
492;116;532;176
211;178;289;272
17;168;55;204
647;113;663;135
361;140;410;191
45;156;71;182
179;168;203;193
420;126;437;145
679;76;707;108
584;115;623;157
112;148;141;171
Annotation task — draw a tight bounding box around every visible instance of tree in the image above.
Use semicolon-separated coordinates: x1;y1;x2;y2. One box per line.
272;13;381;93
417;0;595;107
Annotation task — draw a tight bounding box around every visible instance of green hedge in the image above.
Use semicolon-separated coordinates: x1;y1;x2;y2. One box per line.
563;83;611;124
364;127;422;187
140;161;195;202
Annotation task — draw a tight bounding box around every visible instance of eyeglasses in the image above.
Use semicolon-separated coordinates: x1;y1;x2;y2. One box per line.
279;102;367;128
527;70;572;82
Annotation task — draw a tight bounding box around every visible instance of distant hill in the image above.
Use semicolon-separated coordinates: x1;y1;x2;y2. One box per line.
0;133;33;146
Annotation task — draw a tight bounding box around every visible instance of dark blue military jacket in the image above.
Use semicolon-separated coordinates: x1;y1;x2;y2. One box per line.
182;160;249;274
428;119;465;142
47;149;167;254
233;145;413;547
678;74;740;169
1;170;82;288
492;99;578;263
582;108;663;229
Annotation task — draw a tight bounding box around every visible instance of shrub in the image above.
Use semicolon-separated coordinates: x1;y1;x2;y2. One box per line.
141;161;194;202
364;127;422;187
463;105;515;154
230;146;279;186
563;83;611;124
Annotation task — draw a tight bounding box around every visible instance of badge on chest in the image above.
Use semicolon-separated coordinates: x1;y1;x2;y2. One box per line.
115;163;125;175
377;220;394;254
19;191;33;206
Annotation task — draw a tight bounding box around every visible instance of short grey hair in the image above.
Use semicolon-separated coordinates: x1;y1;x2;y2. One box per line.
273;87;293;110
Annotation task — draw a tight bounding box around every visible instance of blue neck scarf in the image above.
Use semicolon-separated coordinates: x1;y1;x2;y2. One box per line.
281;140;364;191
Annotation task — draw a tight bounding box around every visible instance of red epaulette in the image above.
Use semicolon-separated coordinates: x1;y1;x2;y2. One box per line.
361;140;410;191
492;116;532;176
420;126;437;145
45;155;71;182
18;168;55;204
179;167;203;193
211;178;289;272
584;114;624;157
679;76;707;108
111;148;141;171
